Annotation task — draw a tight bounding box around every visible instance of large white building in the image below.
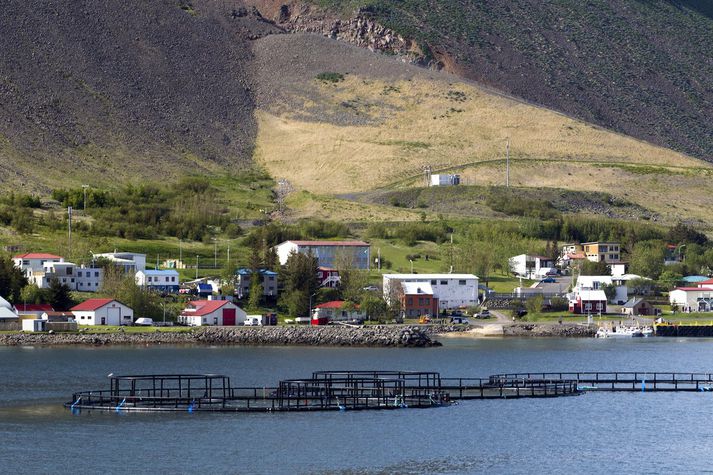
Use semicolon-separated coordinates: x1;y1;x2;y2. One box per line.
71;299;133;326
13;253;103;292
383;273;479;310
430;174;460;187
275;240;370;269
135;270;180;293
669;279;713;312
92;251;146;273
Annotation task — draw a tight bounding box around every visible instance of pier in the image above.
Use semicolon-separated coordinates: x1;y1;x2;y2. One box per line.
65;370;713;414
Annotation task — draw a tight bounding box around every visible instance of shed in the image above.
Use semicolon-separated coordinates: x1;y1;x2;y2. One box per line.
178;300;246;326
622;298;656;316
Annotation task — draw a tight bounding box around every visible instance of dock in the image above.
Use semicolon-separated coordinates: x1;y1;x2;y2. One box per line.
65;370;713;414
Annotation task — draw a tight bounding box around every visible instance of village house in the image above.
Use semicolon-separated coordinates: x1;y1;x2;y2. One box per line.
71;299;133;326
135;269;180;293
311;300;366;325
669;279;713;312
234;268;278;299
275;240;370;269
383;274;479;310
13;253;64;278
429;174;460;186
582;242;621;263
92;251;146;273
509;254;556;279
400;282;439;318
178;300;246;326
574;275;628;305
569;289;607;314
317;267;341;288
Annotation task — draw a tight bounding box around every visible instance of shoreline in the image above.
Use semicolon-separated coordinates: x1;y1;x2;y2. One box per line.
0;322;596;347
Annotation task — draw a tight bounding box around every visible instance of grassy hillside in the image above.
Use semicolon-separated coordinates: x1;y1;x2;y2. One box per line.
296;0;713;161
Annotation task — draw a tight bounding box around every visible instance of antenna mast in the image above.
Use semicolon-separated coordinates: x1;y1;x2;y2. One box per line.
506;139;510;188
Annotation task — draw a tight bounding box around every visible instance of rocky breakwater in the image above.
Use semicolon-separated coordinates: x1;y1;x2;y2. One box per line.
0;325;441;348
503;323;596;338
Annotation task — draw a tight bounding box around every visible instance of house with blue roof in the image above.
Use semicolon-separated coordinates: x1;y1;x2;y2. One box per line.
235;268;278;300
135;269;180;293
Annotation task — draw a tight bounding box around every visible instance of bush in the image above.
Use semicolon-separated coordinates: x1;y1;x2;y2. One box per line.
316;72;345;83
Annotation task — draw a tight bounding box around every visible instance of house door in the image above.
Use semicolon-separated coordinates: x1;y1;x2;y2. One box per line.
107;307;121;325
222;308;236;326
101;317;106;325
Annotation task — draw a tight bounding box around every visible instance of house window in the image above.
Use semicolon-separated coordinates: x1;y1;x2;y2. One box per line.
430;280;437;285
459;280;466;285
66;267;73;275
22;260;29;266
95;271;99;277
78;271;83;277
171;277;176;282
407;298;413;305
440;280;448;285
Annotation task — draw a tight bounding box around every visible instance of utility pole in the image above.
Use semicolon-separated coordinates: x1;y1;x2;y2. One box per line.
67;206;72;258
196;255;199;280
179;240;183;263
213;239;217;268
506;139;510;188
82;184;89;212
227;246;230;270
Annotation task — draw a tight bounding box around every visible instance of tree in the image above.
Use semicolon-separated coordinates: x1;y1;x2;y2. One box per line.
46;278;74;311
385;281;404;322
279;252;319;317
263;247;279;272
0;256;27;303
578;260;609;276
627;278;656;296
658;270;683;291
20;284;46;305
629;240;665;279
361;294;388;322
667;222;708;246
525;294;544;315
247;272;263;310
601;283;617;302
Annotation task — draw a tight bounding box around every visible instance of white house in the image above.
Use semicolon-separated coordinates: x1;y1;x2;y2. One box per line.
93;251;147;272
178;300;246;326
71;299;133;326
135;270;180;293
13;252;64;279
669;279;713;312
383;273;479;310
275;240;370;269
33;261;104;292
430;174;460;186
509;254;556;279
574;275;628;305
311;300;366;325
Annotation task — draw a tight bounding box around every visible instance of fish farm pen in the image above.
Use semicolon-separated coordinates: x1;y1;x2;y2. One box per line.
65;371;713;414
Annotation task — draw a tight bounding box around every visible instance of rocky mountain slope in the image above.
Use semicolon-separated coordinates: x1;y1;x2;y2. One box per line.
248;0;713;161
0;0;278;189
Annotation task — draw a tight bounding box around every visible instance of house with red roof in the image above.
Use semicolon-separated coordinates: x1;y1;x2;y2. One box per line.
275;240;370;269
178;299;246;327
311;300;366;325
14;303;54;319
71;299;133;326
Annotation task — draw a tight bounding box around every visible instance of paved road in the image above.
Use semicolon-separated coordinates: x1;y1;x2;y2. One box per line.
533;275;572;294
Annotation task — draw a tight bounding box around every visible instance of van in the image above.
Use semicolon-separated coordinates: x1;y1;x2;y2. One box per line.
244;315;263;326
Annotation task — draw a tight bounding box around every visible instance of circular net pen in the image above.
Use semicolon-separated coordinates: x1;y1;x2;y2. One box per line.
311;371;443;390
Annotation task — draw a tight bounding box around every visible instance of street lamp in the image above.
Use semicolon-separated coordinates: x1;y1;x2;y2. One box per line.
308;291;318;321
82;184;89;212
410;259;414;273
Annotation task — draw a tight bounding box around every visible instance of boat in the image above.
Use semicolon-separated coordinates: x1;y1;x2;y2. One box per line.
595;326;649;338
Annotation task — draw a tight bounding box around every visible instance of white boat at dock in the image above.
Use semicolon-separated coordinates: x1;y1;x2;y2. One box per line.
595;325;654;338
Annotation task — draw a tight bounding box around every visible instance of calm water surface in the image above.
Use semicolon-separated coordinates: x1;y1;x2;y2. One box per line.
2;337;713;474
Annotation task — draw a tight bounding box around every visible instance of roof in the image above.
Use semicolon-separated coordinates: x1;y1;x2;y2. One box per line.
282;240;369;247
182;300;230;316
384;273;478;280
577;290;607;301
623;297;646;308
71;299;118;311
672;287;713;292
581;241;619;245
576;276;613;288
315;300;346;309
15;304;54;312
138;269;179;275
698;278;713;286
565;252;587;259
402;282;434;295
682;275;710;283
0;307;18;319
13;253;62;260
236;268;278;276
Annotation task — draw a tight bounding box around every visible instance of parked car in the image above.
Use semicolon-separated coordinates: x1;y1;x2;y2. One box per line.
450;316;470;325
541;277;556;283
475;309;490;319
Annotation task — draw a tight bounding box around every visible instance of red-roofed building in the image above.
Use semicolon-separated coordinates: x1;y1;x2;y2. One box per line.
15;303;54;318
178;299;246;326
275;240;370;269
317;267;341;288
311;300;366;325
71;299;133;326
